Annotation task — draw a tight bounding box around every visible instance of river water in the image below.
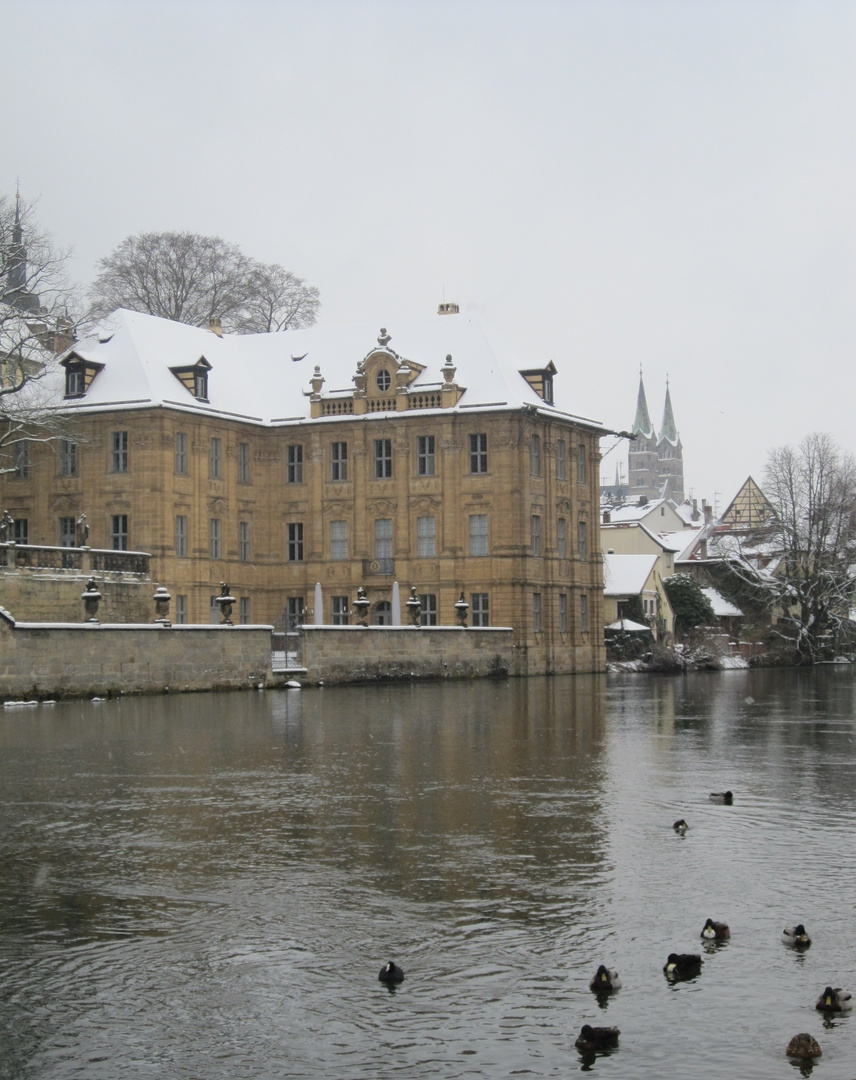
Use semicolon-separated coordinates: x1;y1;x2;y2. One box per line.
2;669;856;1079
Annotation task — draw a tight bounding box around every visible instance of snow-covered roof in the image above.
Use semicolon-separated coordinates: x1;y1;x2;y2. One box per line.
700;587;743;619
54;308;606;429
605;618;651;632
606;498;671;524
658;529;701;558
603;552;658;596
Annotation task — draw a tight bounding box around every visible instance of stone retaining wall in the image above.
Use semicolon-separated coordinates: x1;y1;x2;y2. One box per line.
0;610;272;699
300;624;513;685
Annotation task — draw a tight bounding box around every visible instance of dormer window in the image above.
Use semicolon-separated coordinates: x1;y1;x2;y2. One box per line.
520;361;558;404
170;356;212;402
61;353;103;399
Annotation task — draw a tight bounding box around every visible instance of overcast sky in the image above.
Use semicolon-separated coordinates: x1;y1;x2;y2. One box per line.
5;0;855;510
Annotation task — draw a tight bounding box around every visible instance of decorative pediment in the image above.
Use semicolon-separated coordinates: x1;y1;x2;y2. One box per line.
170;356;212;402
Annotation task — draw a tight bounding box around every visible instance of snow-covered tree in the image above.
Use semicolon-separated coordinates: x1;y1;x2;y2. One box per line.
764;433;856;663
88;231;320;334
663;573;715;635
0;194;80;476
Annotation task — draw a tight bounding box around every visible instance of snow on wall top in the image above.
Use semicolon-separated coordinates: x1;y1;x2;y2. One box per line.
57;309;604;429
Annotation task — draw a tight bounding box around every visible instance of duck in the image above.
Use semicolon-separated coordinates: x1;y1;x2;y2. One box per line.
664;953;702;979
815;986;852;1012
782;924;811;947
701;918;730;941
378;961;404;984
589;965;622;992
786;1033;822;1059
673;819;689;833
574;1024;620;1052
709;791;733;804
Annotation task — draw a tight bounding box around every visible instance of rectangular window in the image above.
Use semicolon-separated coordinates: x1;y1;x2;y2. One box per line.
287;444;303;483
59;439;77;477
533;592;542;633
209;518;221;559
59;516;76;547
330;441;348;481
65;366;85;397
12;518;27;544
469;433;488;474
374;438;392;479
375;518;393;560
471;593;489;627
578;519;588;561
417;435;435;476
112;514;128;551
209;437;222;480
175;432;188;475
287;596;305;629
531;514;542;557
419;593;437;626
577;443;587;485
557;517;567;559
239;520;250;562
239;597;250;625
330;520;348;561
556;439;567;480
237;442;250;484
417;515;436;557
559;593;568;633
111;431;128;473
531;434;541;477
175;595;187;624
287;522;304;561
14;440;30;479
469;514;488;556
331;595;350;625
175;515;187;557
580;593;589;633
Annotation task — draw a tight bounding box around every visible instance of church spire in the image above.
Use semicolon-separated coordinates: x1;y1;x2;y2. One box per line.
631;367;654;440
3;185;41;314
660;378;678;445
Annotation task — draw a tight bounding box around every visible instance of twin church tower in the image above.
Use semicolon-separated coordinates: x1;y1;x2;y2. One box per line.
626;371;684;503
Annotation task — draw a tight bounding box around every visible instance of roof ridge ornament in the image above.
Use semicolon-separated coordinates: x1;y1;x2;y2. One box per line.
377;327;391;347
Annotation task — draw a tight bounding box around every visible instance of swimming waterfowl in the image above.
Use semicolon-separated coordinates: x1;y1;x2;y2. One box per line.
378;961;404;984
664;953;702;979
673;819;689;833
786;1033;822;1059
574;1024;620;1052
782;924;811;947
708;791;733;804
701;918;730;941
815;986;852;1012
589;965;622;992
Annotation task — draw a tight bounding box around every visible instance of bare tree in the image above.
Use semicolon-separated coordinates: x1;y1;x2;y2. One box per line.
88;231;320;334
764;432;856;663
1;195;81;476
232;262;320;334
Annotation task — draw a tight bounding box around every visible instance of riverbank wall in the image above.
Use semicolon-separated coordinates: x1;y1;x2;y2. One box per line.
299;625;513;685
0;609;272;699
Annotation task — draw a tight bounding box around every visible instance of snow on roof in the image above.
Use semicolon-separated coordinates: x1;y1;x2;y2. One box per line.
55;308;606;429
700;587;743;619
606;499;670;523
603;552;658;596
658;529;701;558
606;618;651;632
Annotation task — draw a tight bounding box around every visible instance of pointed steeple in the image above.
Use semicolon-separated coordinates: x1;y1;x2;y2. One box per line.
660;378;678;445
3;186;41;314
631;368;654;440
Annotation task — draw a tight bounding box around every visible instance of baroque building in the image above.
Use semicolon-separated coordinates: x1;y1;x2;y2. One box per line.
0;306;608;674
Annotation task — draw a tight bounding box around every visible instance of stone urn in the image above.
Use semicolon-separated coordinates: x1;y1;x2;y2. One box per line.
82;579;102;622
153;585;171;626
455;591;469;628
406;587;421;627
214;582;236;625
352;586;370;627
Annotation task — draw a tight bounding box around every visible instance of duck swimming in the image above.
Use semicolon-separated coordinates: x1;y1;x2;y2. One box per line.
815;986;852;1012
786;1033;822;1059
575;1024;620;1052
782;924;811;947
701;918;730;941
589;965;622;992
664;953;702;979
709;791;733;804
673;819;689;833
378;961;404;984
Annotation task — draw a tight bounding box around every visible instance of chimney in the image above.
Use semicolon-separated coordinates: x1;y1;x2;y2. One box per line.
207;316;223;337
702;500;713;524
437;302;459;315
691;498;700;522
602;510;611;524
